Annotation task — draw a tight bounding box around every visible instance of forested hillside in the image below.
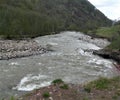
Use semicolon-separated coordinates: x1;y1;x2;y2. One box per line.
0;0;112;39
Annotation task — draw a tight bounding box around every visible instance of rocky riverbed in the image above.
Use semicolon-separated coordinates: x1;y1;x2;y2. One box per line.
0;40;47;60
78;33;110;48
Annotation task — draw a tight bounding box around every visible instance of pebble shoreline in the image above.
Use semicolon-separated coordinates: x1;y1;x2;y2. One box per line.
0;40;47;60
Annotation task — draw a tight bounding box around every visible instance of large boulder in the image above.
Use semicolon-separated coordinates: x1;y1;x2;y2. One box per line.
93;49;120;63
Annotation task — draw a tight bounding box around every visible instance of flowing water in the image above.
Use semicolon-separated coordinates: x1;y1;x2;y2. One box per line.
0;31;119;98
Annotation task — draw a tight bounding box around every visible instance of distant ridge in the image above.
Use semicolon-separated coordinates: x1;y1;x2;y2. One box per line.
0;0;112;39
113;17;120;25
116;17;120;21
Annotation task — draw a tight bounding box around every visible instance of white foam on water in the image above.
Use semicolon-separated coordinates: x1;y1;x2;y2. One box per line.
79;49;84;55
13;74;50;91
78;42;100;56
16;81;51;91
42;52;63;56
3;69;9;72
38;62;42;65
88;58;113;69
49;42;58;46
82;71;101;76
78;49;92;56
9;62;19;66
86;43;101;50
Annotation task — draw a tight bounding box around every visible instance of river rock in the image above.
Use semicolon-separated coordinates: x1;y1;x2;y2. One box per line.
93;49;120;63
0;40;47;60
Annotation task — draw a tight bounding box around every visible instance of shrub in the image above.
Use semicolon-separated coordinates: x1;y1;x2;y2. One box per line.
10;96;15;100
60;84;69;89
85;77;110;90
52;79;64;85
84;87;91;93
43;92;50;98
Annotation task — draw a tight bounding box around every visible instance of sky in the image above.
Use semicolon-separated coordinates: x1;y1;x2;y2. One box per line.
88;0;120;20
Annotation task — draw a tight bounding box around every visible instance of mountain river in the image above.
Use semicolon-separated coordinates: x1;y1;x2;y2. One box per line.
0;31;119;98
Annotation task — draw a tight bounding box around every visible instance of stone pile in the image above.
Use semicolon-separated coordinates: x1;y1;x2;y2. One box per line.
0;40;47;60
79;34;110;48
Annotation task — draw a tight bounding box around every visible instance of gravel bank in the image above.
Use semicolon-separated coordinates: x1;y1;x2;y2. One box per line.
78;33;110;48
0;40;47;60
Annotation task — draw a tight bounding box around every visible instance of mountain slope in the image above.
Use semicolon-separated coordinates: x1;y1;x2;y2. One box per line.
0;0;112;39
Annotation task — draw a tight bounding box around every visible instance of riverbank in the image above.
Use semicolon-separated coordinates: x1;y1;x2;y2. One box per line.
93;49;120;72
89;32;120;65
80;32;120;65
93;49;120;64
0;31;110;60
19;76;120;100
0;40;47;60
87;25;120;65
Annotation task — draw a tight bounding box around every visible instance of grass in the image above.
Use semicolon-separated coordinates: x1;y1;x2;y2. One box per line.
52;79;64;85
60;84;69;89
85;77;110;90
19;77;120;100
92;25;120;40
42;92;50;98
96;25;120;39
112;95;119;100
52;79;69;90
84;76;120;90
83;97;89;100
52;79;69;89
88;25;120;50
1;96;16;100
84;86;91;93
10;96;15;100
107;36;120;49
91;77;110;89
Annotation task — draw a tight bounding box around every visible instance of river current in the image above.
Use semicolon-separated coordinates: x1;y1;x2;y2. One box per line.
0;31;119;98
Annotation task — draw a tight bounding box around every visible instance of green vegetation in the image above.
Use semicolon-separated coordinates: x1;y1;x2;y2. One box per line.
52;79;69;89
60;84;69;89
107;36;120;49
20;77;120;100
86;77;110;90
0;96;16;100
84;76;120;90
88;25;120;40
83;97;89;100
10;96;15;100
42;92;50;98
88;25;120;50
95;25;120;40
1;96;16;100
84;86;91;93
112;95;118;100
0;0;111;39
114;20;120;26
52;79;64;85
